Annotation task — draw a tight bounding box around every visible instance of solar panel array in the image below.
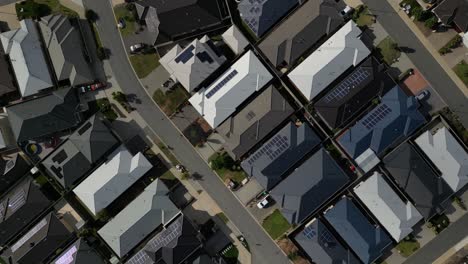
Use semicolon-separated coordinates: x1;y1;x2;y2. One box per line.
11;218;48;252
7;188;26;213
0;202;6;221
246;134;290;165
126;217;183;264
323;67;372;104
54;245;77;264
303;225;317;240
175;45;195;64
319;229;334;245
206;70;238;99
361;104;392;130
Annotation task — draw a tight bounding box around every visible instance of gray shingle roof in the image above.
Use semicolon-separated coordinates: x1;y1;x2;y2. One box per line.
238;0;299;37
42;114;119;188
217;85;294;160
6;87;82;143
39;15;95;86
270;148;349;225
241;121;321;190
433;0;468;32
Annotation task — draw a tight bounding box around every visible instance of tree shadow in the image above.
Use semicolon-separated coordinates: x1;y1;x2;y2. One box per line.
398;46;416;53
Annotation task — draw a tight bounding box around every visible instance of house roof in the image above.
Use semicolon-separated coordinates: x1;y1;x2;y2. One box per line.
259;0;345;67
315;57;395;129
415;127;468;192
353;171;423;242
0;19;53;97
383;142;453;220
125;215;202;264
433;0;468;32
42;114;119;188
294;218;360;264
324;197;393;264
98;179;180;257
51;238;106;264
0;177;50;246
338;85;426;162
73;146;153;215
222;25;249;54
217;85;294;160
238;0;299;37
3;212;72;264
160;35;226;92
288;21;370;101
189;50;273;128
0;42;17;98
241;121;321;190
0;153;31;195
6;87;82;143
38;15;95;86
135;0;225;45
270;148;349;225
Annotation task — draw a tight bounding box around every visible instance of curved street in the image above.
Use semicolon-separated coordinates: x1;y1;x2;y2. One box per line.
81;0;289;263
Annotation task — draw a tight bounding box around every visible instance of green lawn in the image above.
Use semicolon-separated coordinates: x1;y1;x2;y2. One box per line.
156;142;179;165
91;23;102;49
396;237;420;257
0;257;6;264
208;152;247;183
216;212;229;223
262;209;291;240
152;84;189;116
454;60;468;87
113;4;136;36
353;5;375;27
35;174;49;186
96;98;118;122
16;0;78;20
160;170;176;180
129;53;160;78
377;37;401;65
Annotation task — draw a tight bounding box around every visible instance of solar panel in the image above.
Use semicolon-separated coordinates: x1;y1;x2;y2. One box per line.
303;225;316;240
245;133;290;165
206;70;238;99
54;245;77;264
361;104;392;130
11;218;48;252
7;188;26;213
323;67;372;103
175;45;195;64
196;51;214;64
319;230;334;244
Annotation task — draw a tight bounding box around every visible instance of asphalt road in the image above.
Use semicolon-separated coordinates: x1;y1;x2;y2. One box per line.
361;0;468;127
82;1;289;263
404;213;468;264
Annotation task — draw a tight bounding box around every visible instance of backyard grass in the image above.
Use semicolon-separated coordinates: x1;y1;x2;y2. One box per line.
216;212;229;223
376;37;401;65
396;236;420;257
16;0;78;19
113;4;136;36
129;53;160;78
353;5;375;27
35;174;49;186
152;84;189;116
454;60;468;87
262;209;291;240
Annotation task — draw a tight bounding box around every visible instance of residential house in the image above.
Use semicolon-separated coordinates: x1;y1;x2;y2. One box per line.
433;0;468;32
0;176;51;246
98;179;180;258
383;142;453;220
270;148;350;225
6;87;82;143
189;50;273;128
294;218;360;264
0;19;53;97
73;146;153;215
160;35;226;93
288;21;370;101
241;121;321;190
315;57;395;129
135;0;227;46
415;127;468;192
222;25;249;54
324;197;393;264
50;238;106;264
0;153;30;194
258;0;345;68
238;0;300;37
38;15;95;87
338;85;426;172
217;85;294;160
42;114;120;188
353;171;423;241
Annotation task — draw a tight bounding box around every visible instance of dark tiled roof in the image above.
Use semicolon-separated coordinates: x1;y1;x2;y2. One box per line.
383;142;453;219
433;0;468;32
259;0;345;67
338;85;426;159
50;238;106;264
0;154;31;194
0;177;50;246
238;0;300;37
0;43;18;99
315;57;395;129
6;87;82;143
42;114;119;188
324;197;393;264
241;121;321;190
294;218;360;264
270;148;349;225
218;85;294;160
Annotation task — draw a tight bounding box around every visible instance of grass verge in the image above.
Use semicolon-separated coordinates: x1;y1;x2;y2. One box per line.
152;84;188;116
216;212;229;223
262;209;291;240
376;36;401;65
454;60;468;87
129;53;160;78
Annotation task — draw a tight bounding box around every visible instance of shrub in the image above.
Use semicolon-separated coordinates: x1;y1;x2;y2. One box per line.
410;6;424;20
211;152;235;170
425;15;438;28
447;35;462;49
439;46;451;55
97;47;107;60
85;9;98;22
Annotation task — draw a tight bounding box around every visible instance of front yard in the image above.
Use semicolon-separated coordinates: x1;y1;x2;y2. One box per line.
113;3;136;36
428;213;450;234
129;53;160;78
209;151;247;183
353;5;375;27
152;84;189;116
396;235;420;257
95;98;118;122
376;36;401;65
262;209;291;240
16;0;78;19
454;60;468;87
220;244;239;264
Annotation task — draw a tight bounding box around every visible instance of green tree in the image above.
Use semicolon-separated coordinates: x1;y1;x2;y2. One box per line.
211;153;234;170
424;15;438;28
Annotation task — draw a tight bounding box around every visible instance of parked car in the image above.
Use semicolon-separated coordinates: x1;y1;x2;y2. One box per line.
130;43;145;53
162;79;175;88
175;164;186;173
117;18;126;29
257;195;271;209
415;90;430;101
225;179;239;191
340;5;353;17
79;81;107;94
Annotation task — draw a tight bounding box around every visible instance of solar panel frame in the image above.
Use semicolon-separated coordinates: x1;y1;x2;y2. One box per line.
323;67;372;103
206;70;238;99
